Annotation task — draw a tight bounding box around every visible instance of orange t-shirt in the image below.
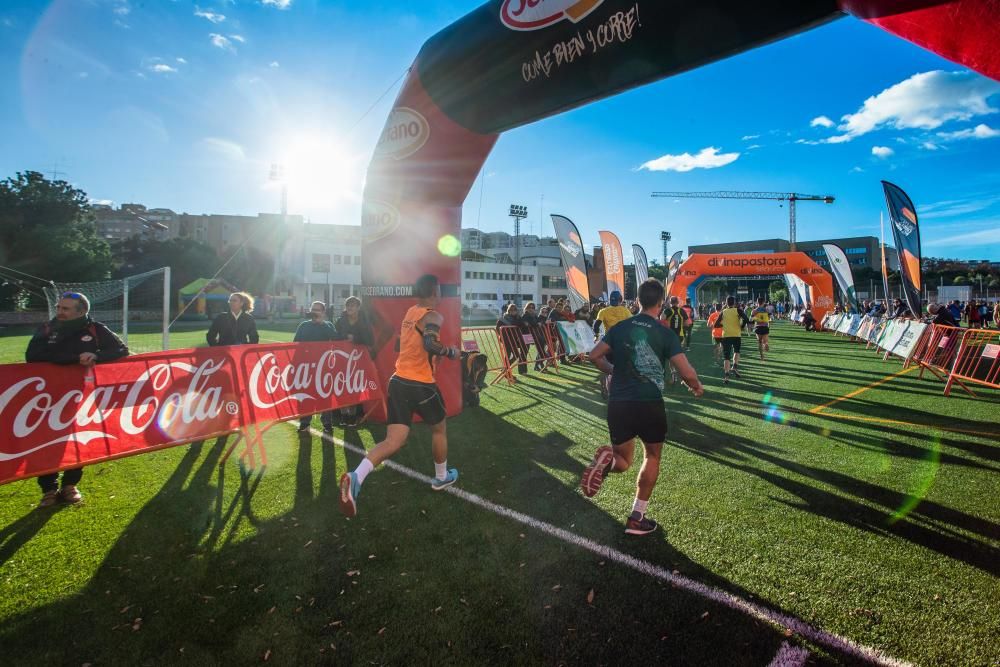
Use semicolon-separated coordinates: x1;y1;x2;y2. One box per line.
707;311;722;340
395;305;436;383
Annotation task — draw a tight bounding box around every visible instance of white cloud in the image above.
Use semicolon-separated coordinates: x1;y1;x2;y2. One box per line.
741;134;759;141
936;123;1000;141
150;63;177;73
114;3;130;16
638;147;740;173
202;137;246;161
176;57;187;64
871;146;894;158
920;141;939;151
269;61;280;68
810;115;834;128
229;34;246;43
924;224;1000;248
822;70;1000;143
194;7;226;23
262;0;293;8
850;166;864;173
90;199;114;206
745;144;762;150
209;33;235;52
923;194;1000;219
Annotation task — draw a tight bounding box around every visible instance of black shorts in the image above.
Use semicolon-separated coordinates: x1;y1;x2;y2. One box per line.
607;401;667;445
755;326;770;336
386;376;446;427
721;337;742;360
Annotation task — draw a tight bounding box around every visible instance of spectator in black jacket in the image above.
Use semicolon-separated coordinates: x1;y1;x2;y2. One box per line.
334;297;376;426
496;304;528;375
25;291;129;507
928;303;958;327
207;292;259;346
294;301;339;433
521;301;549;371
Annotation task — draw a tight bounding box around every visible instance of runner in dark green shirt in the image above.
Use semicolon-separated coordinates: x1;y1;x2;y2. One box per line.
581;279;704;536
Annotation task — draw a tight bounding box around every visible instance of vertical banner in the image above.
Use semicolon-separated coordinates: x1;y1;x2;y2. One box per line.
784;273;802;307
599;231;625;297
664;250;684;294
822;243;859;312
882;181;923;317
551;214;591;311
632;244;649;284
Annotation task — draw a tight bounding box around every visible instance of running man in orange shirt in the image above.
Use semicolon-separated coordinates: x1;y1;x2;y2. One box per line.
339;274;461;517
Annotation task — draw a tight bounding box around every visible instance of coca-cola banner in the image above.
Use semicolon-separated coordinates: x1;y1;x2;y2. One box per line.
0;342;382;486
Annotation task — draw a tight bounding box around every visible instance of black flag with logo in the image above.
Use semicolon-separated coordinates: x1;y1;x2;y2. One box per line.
881;181;922;318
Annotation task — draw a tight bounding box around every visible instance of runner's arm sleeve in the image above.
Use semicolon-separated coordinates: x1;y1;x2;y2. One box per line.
422;322;457;359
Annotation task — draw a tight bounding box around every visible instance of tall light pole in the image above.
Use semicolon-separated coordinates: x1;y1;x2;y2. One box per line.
660;231;670;265
509;204;528;306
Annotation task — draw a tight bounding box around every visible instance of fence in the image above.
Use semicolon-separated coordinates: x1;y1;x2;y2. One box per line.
462;323;575;386
944;328;1000;397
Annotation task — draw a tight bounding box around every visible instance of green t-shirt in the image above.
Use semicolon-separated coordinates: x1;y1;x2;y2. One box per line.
602;314;682;402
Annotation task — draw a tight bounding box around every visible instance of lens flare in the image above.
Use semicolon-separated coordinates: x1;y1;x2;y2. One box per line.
888;432;942;525
760;391;792;426
437;234;461;257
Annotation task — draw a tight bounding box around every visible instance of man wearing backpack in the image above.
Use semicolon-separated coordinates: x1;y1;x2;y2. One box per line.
25;291;129;507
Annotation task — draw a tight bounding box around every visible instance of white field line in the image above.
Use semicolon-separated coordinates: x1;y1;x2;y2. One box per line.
768;641;810;667
312;427;913;667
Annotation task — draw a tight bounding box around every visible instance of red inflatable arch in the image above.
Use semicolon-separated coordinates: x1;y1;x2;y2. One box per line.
361;0;1000;418
668;253;836;326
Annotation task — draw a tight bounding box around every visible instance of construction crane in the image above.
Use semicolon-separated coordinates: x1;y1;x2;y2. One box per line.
650;191;835;251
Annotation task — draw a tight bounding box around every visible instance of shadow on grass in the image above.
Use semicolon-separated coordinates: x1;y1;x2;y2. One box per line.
0;401;867;666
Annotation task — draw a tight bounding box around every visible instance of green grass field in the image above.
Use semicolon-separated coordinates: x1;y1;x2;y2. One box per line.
0;322;997;665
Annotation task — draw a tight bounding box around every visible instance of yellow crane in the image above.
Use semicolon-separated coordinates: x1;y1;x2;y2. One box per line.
650;191;835;251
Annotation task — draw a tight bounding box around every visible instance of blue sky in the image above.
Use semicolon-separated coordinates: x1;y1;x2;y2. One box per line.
1;0;998;261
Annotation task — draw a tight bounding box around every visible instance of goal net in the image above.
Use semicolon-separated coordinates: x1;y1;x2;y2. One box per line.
44;267;171;355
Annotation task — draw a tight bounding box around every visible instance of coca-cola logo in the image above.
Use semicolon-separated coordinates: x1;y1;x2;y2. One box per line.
375;107;429;160
500;0;605;31
248;349;375;410
361;199;400;245
0;359;230;461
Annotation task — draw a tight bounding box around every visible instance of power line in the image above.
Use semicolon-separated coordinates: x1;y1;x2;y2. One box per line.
0;263;51;285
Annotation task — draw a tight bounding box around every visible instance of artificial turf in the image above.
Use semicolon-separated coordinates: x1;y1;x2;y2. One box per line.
0;321;997;665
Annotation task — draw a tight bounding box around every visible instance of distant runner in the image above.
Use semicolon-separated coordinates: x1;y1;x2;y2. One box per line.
713;296;751;384
706;304;723;365
581;279;704;536
751;297;771;361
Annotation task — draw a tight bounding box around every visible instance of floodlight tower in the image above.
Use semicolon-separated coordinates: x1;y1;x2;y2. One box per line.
660;231;671;265
509;204;528;306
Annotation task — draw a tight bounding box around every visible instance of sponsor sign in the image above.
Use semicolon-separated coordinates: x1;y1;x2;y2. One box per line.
983;344;1000;360
500;0;606;31
0;342;383;485
877;320;928;361
362;200;402;245
556;321;597;355
708;256;787;269
374;107;430;160
462;339;481;352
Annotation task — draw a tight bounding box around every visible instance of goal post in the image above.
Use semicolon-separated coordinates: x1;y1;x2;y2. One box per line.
44;266;171;355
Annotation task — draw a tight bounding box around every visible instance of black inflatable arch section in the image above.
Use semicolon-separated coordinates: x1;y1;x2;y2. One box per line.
360;0;1000;417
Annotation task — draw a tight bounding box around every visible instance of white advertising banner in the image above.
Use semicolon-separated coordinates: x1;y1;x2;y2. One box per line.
556;321;597;356
878;319;928;360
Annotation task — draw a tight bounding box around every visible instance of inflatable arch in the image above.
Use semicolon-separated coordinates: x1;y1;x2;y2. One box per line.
668;253;835;325
361;0;1000;417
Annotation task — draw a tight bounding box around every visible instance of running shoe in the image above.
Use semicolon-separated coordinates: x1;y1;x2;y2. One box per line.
38;490;59;508
625;512;658;536
723;372;730;385
60;485;83;504
731;368;742;379
430;468;459;491
580;446;615;498
338;472;360;517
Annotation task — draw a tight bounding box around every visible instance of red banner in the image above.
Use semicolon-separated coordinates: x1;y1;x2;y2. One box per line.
0;342;383;485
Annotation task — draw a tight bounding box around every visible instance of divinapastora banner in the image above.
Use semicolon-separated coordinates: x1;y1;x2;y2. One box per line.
0;341;382;485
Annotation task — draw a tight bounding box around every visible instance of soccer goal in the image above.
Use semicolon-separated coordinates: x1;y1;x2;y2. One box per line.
44;267;171;354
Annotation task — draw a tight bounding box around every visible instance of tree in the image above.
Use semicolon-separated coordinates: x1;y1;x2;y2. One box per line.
953;275;968;286
0;171;113;308
647;258;667;282
114;237;220;311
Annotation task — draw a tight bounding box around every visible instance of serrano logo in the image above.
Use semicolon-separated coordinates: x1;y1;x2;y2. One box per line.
375;107;429;160
500;0;605;31
362;200;400;245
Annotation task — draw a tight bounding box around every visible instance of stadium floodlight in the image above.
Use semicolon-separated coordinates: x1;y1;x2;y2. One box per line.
508;204;528;306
